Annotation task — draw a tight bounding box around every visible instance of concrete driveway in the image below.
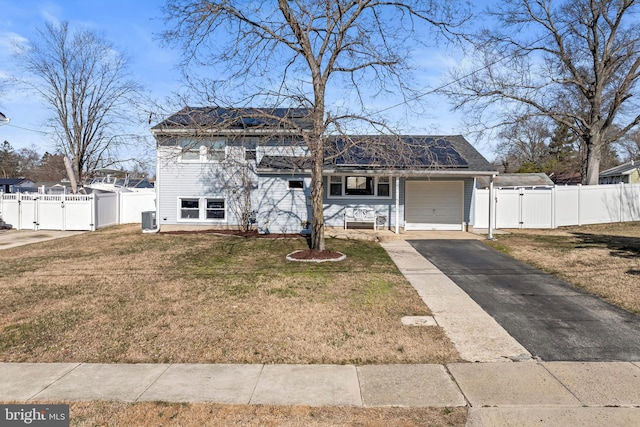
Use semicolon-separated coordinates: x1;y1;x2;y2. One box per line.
409;240;640;362
0;229;85;250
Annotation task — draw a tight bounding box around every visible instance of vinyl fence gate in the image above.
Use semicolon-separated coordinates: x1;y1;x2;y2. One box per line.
0;192;153;231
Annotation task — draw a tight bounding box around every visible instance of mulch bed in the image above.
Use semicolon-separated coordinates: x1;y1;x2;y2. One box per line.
161;229;345;261
161;229;303;239
287;249;345;261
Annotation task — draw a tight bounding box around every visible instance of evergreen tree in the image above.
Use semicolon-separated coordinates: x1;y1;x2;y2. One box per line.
0;141;20;178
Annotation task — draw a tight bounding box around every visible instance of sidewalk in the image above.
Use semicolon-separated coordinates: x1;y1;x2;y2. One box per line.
1;361;639;424
1;240;639;426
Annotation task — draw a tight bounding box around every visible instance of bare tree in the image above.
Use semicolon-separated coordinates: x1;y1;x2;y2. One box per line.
617;129;640;161
495;117;552;172
15;21;143;183
446;0;640;185
162;0;468;251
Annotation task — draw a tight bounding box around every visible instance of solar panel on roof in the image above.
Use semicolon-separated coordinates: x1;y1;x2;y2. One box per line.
333;137;467;168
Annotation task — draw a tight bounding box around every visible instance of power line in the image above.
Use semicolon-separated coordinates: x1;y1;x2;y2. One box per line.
370;20;567;117
5;123;48;134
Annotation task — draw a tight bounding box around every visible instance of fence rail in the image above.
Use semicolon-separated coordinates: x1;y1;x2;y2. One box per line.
474;183;640;229
0;192;155;231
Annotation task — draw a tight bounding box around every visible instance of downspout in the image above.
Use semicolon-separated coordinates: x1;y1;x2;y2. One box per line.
488;174;495;240
395;176;400;234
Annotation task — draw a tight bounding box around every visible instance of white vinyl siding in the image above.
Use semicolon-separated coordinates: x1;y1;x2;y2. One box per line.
405;181;464;231
158;144;252;227
257;174;311;234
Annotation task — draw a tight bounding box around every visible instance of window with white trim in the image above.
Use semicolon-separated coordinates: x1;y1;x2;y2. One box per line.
288;180;304;189
345;176;373;195
329;176;342;196
178;197;226;221
178;138;227;162
327;175;391;198
180;147;200;161
243;138;257;161
205;198;225;219
180;198;200;219
377;176;390;197
207;139;226;161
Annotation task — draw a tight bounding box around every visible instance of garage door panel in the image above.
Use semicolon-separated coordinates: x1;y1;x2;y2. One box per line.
405;181;463;231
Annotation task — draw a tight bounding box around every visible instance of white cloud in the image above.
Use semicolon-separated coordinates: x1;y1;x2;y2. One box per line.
0;32;29;55
39;1;63;26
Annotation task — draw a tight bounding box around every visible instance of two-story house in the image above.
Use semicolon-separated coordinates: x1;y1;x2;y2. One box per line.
151;107;498;234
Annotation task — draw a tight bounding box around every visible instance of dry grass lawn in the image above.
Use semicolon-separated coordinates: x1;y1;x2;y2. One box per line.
0;225;460;364
486;222;640;314
66;402;466;427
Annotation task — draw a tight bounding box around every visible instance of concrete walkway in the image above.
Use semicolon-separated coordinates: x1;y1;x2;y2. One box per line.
1;361;639;425
0;229;85;250
1;238;639;425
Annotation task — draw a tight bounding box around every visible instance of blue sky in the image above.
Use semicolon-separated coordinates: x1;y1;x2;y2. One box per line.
0;0;182;163
0;1;491;165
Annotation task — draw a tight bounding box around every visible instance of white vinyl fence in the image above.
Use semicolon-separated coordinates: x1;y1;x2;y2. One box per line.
475;183;640;229
0;192;155;231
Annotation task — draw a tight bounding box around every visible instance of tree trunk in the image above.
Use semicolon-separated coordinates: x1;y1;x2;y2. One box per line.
584;135;602;185
309;79;326;251
310;142;325;251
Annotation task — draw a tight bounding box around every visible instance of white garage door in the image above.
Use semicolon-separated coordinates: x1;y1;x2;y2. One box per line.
405;181;464;231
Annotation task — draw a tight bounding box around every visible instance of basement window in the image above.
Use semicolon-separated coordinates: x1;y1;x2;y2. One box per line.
288;180;304;189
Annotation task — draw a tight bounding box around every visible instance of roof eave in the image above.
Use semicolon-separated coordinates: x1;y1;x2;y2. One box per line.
151;128;311;136
257;168;312;174
256;167;498;177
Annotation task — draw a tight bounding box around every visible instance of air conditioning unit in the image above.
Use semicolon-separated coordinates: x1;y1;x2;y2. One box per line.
141;211;157;232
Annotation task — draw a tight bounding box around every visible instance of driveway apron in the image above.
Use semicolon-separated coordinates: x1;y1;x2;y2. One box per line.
409;240;640;362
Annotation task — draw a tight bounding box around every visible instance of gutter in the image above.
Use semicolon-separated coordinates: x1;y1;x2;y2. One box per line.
256;167;499;177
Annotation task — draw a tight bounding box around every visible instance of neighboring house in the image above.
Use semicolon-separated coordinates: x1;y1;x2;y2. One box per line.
0;178;35;193
33;181;75;194
599;160;640;184
548;171;583;186
151;107;498;233
476;173;554;189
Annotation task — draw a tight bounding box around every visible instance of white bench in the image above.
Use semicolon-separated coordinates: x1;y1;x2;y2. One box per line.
344;207;377;230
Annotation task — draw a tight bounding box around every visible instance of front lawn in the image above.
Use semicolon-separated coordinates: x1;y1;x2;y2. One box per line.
486;222;640;314
0;225;460;364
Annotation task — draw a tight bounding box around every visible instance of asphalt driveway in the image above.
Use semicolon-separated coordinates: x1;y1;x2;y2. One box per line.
409;240;640;362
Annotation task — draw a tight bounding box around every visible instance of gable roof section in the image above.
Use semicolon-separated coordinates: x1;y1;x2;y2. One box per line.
258;156;313;171
0;178;32;186
599;160;640;177
152;107;313;134
259;135;496;175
